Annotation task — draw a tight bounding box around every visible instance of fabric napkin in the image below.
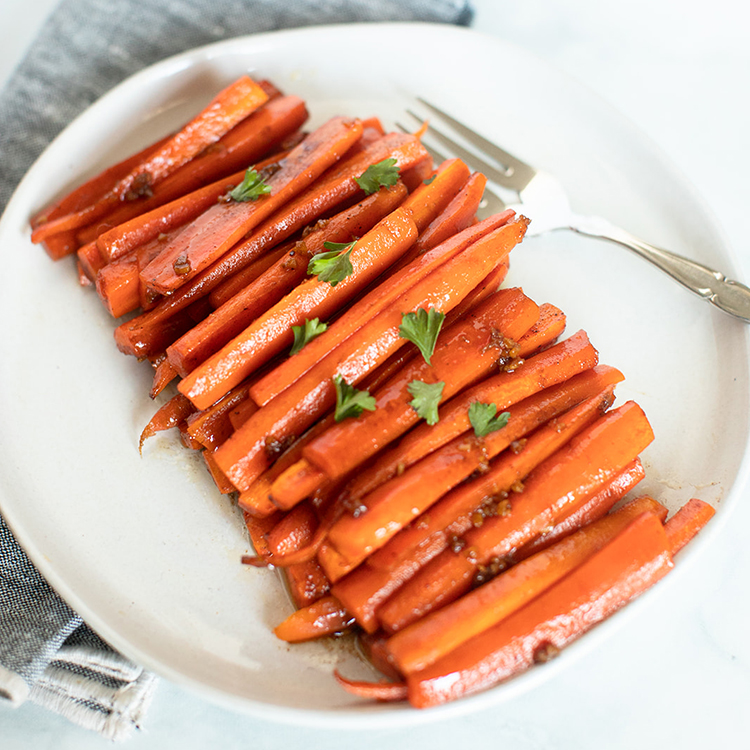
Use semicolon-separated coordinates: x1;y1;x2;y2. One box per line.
0;0;474;741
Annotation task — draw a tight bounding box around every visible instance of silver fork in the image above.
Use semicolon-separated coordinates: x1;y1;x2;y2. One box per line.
404;98;750;323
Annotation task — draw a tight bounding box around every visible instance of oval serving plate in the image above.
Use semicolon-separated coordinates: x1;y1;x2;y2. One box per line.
1;22;748;726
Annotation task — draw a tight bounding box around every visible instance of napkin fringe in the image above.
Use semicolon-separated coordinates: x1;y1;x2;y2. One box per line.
0;663;29;705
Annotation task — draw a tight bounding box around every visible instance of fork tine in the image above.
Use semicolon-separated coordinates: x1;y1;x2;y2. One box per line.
415;98;537;192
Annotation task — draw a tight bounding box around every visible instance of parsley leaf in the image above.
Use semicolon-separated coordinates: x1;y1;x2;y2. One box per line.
307;240;356;287
355;158;400;195
468;402;510;438
399;307;445;365
289;317;328;356
407;380;445;426
333;375;376;422
229;167;272;202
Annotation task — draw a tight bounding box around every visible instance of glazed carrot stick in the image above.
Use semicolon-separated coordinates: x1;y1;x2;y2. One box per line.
273;595;354;643
243;510;282;561
362;366;625;573
84;96;308;249
514;458;646;560
214;221;530;496
248;173;510;410
31;76;270;242
410;172;488;254
203;450;236;494
333;671;408;702
328;381;618;588
138;393;195;452
269;284;539;511
385;495;668;675
330;443;642;633
140;116;365;295
166;182;409;377
377;400;654;634
322;329;599;508
113;131;430;359
178;205;419;409
183;382;254;450
149;357;179;399
664;497;715;555
406;512;673;708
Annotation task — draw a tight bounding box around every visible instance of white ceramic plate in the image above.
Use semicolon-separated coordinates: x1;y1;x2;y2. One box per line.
1;23;749;726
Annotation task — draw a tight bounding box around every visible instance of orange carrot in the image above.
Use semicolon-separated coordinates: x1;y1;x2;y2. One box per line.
140;116;365;295
376;400;654;634
406;512;673;708
385;495;668;675
113;131;430;359
333;671;408;702
138;393;195;452
273;595;354;643
178;204;419;410
31;76;270;242
166;182;409;377
664;497;715;555
248;177;512;410
84;96;308;249
324;329;599;508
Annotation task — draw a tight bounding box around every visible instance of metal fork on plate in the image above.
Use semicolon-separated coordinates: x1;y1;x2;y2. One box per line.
403;98;750;323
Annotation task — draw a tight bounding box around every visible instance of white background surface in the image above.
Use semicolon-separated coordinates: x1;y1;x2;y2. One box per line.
1;0;749;747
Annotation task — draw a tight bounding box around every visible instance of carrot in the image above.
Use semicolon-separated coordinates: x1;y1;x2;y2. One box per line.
249;209;517;409
513;458;646;560
376;400;654;634
202;450;236;494
362;365;625;573
664;497;715;555
84;96;308;249
166;182;409;377
385;495;668;675
216;261;533;497
113;131;430;359
273;595;354;643
407;511;673;708
140;116;365;295
178;204;419;410
410;172;488;254
138;393;195;452
333;671;408;702
31;76;270;242
326;329;599;508
149;357;179;399
243;510;281;561
183;382;254;451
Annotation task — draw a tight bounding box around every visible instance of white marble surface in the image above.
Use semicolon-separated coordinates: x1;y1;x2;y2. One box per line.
1;0;749;747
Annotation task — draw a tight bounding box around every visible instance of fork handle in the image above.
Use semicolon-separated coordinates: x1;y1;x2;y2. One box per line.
571;215;750;323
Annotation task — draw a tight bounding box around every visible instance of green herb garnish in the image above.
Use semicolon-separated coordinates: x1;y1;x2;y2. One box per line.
407;380;445;426
307;240;356;287
289;317;328;356
355;158;400;195
468;402;511;438
399;307;445;365
229;167;272;202
333;375;376;422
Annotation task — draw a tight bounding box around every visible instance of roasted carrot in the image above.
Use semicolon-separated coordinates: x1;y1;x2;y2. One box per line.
406;511;673;708
385;495;668;675
31;76;270;242
243;510;281;561
166;182;409;377
411;172;488;254
664;497;715;555
113;131;430;359
83;95;308;249
333;671;408;702
178;204;418;410
138;393;195;452
140;116;365;295
324;330;599;509
203;450;236;494
273;595;354;643
376;400;654;634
